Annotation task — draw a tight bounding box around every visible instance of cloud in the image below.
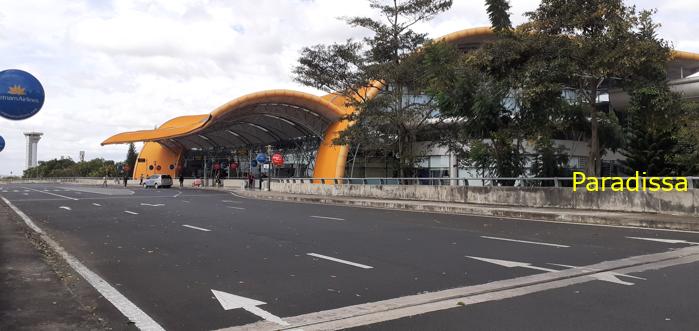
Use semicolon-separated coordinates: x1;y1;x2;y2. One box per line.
0;0;697;176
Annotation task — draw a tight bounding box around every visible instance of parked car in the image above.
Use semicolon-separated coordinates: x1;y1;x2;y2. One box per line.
143;174;173;188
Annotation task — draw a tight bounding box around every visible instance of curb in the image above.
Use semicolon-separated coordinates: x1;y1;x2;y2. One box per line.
232;190;699;232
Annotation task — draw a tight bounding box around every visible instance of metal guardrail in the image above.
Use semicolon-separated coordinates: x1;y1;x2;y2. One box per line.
273;176;699;189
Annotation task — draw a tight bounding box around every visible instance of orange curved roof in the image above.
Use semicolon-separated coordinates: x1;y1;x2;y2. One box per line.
102;89;346;145
103;26;699;146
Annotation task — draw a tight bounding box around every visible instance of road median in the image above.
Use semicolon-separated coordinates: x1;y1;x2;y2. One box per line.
230;189;699;232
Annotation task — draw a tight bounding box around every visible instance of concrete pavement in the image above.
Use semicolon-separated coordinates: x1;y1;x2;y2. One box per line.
2;183;699;330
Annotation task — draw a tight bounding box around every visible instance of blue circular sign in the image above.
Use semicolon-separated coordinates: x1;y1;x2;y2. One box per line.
0;135;4;152
0;69;45;120
250;160;258;167
256;153;268;163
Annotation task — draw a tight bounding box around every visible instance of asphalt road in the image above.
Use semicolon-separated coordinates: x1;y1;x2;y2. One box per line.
2;183;699;330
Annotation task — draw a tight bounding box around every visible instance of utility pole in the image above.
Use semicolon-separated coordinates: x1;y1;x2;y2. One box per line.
266;145;273;191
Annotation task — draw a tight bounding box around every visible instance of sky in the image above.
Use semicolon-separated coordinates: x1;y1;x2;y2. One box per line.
0;0;697;176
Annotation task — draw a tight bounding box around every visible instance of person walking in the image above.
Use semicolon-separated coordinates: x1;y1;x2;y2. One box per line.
123;174;128;188
247;173;254;190
179;174;184;188
102;175;108;187
139;174;144;186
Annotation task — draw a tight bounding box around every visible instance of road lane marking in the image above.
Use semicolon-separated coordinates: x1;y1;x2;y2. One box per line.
310;215;345;221
21;186;79;200
92;203;102;207
626;236;699;245
221;247;699;331
467;256;558;272
59;206;72;211
212;290;289;326
124;211;139;215
480;236;570;248
227;206;246;210
140;203;165;207
173;191;182;198
548;263;646;286
0;196;164;330
307;253;373;269
182;224;211;232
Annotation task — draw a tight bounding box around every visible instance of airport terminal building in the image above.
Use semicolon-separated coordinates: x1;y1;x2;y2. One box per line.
102;27;699;183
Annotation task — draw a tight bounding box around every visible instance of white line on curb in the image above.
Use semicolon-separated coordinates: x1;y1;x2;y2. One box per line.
124;211;139;215
310;215;345;221
480;236;570;248
182;224;211;232
21;186;79;201
0;196;164;330
307;253;373;269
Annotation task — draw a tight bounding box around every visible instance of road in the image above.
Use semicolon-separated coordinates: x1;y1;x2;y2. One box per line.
1;183;699;330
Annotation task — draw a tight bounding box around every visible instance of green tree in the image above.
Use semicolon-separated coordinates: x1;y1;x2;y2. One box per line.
125;143;138;177
621;86;683;176
294;0;453;177
519;1;672;176
485;0;512;33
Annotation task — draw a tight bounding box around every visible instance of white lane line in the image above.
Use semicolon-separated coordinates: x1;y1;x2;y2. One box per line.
480;236;570;248
92;203;102;207
227;206;246;210
59;206;72;211
182;224;211;232
307;253;373;269
124;211;139;215
140;203;165;207
21;186;79;200
310;215;345;221
626;236;699;245
173;191;182;198
220;246;699;331
1;196;44;234
0;196;164;330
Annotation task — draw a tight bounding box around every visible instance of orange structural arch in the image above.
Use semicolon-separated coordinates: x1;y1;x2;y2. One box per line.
103;27;699;180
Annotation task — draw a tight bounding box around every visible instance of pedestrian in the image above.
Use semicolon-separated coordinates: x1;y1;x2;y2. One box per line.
102;175;108;187
139;174;144;185
247;173;254;190
123;174;128;188
179;173;184;188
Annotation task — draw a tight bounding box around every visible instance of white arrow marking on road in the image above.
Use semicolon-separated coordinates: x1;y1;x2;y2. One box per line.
549;263;646;286
626;236;699;245
173;191;182;198
140;203;165;207
466;256;558;272
307;253;374;269
124;211;139;215
59;206;72;211
211;289;289;326
92;203;102;207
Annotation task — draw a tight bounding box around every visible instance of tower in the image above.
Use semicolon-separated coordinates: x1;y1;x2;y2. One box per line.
24;132;43;169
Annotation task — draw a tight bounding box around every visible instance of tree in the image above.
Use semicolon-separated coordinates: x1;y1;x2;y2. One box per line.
485;0;512;33
294;0;453;177
621;86;683;176
520;1;672;176
125;143;138;177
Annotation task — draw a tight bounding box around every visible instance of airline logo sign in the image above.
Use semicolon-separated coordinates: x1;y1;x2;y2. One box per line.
0;69;45;120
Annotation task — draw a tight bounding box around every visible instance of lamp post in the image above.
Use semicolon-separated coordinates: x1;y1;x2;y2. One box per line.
266;145;273;191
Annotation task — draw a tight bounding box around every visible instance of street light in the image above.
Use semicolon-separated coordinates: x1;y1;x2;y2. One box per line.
266;145;273;191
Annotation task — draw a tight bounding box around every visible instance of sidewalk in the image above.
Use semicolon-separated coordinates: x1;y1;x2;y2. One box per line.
230;189;699;232
0;200;133;330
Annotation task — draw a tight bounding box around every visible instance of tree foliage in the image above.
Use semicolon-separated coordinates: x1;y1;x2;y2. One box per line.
294;0;452;177
23;158;116;178
125;143;138;176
